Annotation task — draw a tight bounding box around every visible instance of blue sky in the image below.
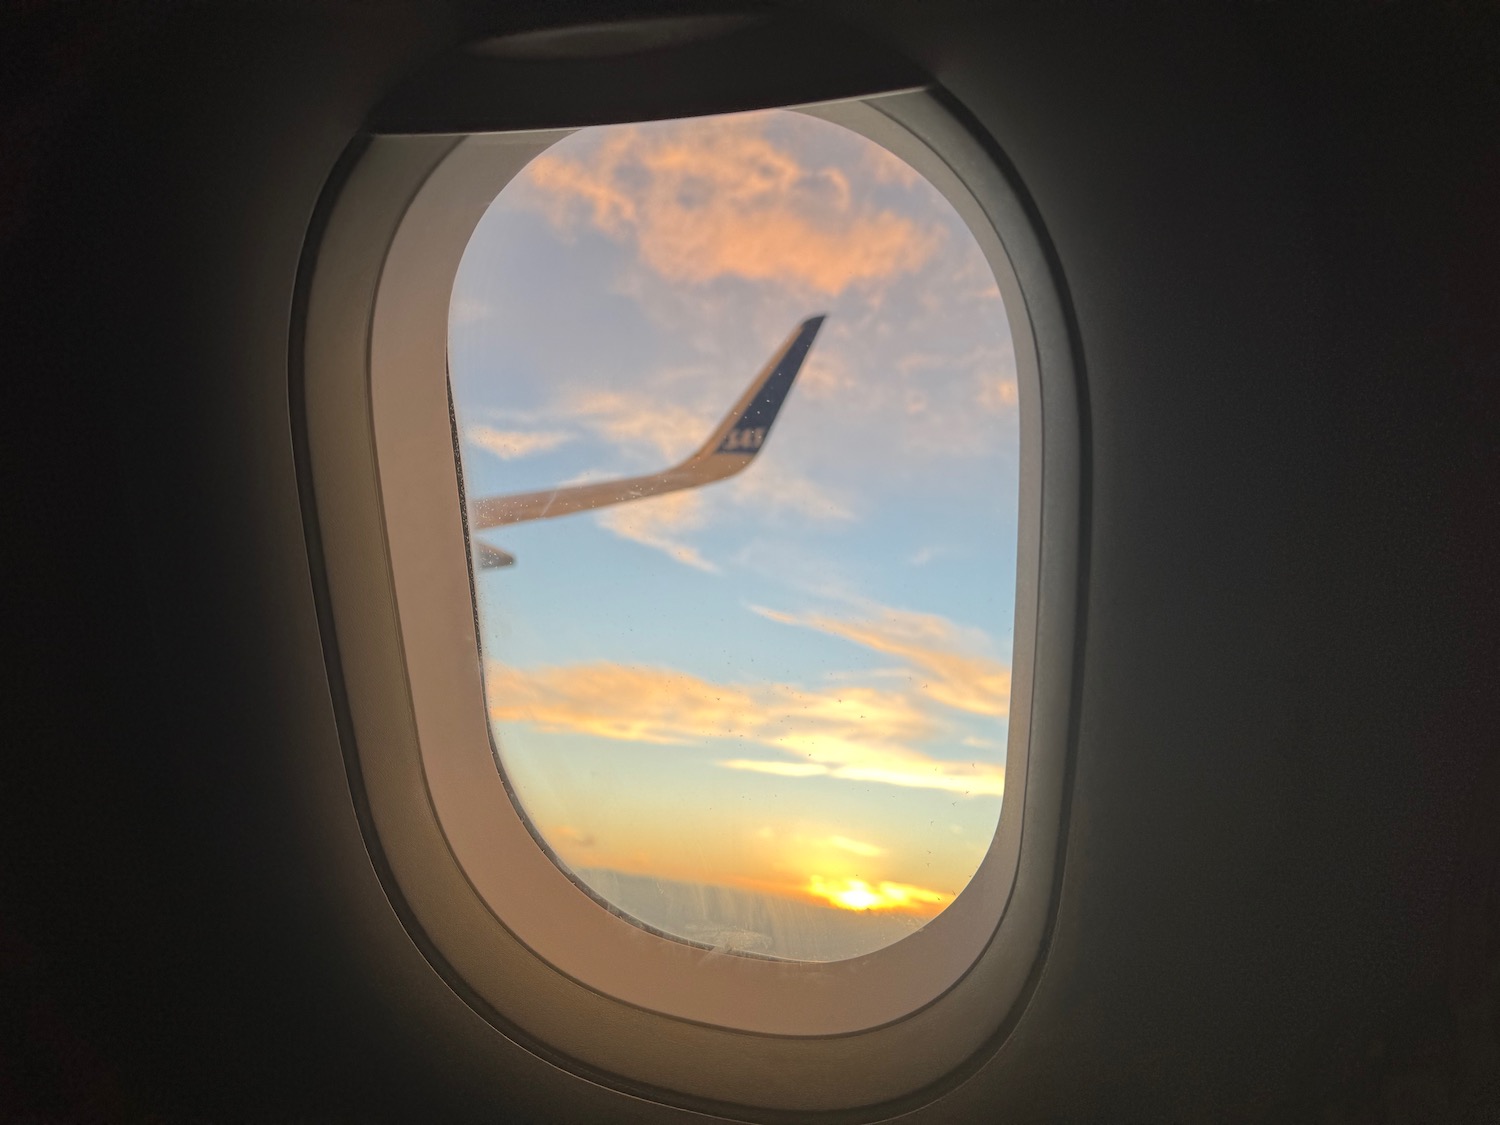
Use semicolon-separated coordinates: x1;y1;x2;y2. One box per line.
448;109;1019;940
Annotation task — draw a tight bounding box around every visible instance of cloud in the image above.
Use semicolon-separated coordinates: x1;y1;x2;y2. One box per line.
897;341;1019;422
518;117;942;295
489;658;929;749
752;603;1011;719
729;459;855;523
718;760;826;779
467;425;574;461
485;659;1004;797
526;388;719;569
961;735;1006;751
908;545;950;567
978;373;1019;412
823;835;886;858
567;389;713;463
720;757;1002;797
552;824;597;849
596;490;718;573
796;347;857;401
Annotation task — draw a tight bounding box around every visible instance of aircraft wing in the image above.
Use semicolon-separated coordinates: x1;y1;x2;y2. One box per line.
469;315;825;565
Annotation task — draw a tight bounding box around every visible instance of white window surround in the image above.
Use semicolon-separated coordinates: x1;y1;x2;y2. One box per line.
299;92;1079;1114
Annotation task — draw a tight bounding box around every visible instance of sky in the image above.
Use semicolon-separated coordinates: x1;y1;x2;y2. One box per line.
448;109;1020;961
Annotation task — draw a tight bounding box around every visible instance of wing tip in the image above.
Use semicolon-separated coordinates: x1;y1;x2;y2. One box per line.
474;540;516;569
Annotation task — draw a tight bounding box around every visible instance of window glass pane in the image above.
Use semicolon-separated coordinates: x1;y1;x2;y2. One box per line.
449;109;1019;962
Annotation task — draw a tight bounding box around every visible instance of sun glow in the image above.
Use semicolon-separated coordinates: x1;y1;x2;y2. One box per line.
806;875;952;915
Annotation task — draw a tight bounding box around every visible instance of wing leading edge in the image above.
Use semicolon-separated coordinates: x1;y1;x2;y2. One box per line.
470;315;825;567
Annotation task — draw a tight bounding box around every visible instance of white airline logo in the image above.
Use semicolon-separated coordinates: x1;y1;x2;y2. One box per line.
722;427;767;453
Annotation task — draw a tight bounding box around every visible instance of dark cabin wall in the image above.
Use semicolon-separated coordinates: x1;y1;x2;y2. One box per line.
0;4;551;1122
1;2;1496;1123
875;5;1500;1121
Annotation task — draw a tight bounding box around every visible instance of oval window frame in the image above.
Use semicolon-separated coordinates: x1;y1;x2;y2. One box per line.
299;91;1080;1115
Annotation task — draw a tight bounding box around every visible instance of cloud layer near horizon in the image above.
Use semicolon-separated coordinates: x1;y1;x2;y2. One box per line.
486;599;1007;798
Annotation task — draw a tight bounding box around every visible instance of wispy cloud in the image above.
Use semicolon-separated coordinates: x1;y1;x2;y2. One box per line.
752;603;1011;719
961;735;1006;751
596;490;718;573
908;545;950;567
897;341;1019;425
517;117;942;295
467;425;574;461
486;659;1004;797
720;757;1002;797
821;835;886;858
567;389;713;463
729;459;855;523
796;348;858;401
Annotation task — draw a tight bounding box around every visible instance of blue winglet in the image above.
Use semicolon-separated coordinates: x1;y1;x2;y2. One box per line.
715;315;825;455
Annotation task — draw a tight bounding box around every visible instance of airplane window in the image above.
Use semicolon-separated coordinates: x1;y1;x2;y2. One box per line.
307;83;1071;1094
448;109;1021;962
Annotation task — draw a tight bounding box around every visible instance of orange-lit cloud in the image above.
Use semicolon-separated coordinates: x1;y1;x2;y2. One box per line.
467;425;574;461
978;374;1019;412
485;659;1004;797
551;824;597;849
518;118;942;295
751;604;1011;718
719;757;1002;797
489;658;928;748
567;389;712;462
